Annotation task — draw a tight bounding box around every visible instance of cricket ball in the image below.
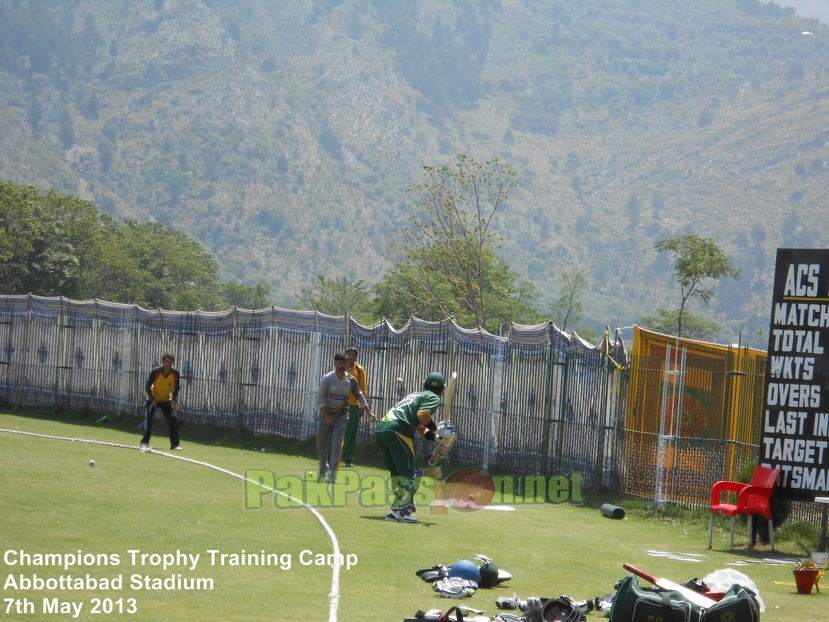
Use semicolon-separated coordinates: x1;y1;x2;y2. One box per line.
89;460;95;466
444;469;495;512
396;377;404;385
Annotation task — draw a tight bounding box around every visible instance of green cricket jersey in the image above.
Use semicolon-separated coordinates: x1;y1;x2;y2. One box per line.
376;390;442;438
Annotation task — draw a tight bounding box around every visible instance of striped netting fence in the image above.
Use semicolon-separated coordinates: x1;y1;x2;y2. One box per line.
0;295;628;491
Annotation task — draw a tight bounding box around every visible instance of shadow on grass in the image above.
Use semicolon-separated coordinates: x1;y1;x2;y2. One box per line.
0;402;472;475
0;402;328;464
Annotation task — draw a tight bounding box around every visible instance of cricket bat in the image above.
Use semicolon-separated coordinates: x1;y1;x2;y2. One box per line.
622;564;717;609
428;371;457;466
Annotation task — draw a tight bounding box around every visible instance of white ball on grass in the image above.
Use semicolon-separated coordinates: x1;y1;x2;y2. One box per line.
89;460;95;466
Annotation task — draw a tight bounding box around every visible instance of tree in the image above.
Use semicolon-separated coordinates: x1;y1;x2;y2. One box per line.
0;181;110;298
749;222;766;245
85;235;148;303
372;263;456;325
58;107;74;149
39;188;114;300
786;60;804;82
319;122;342;160
83;91;99;120
0;181;231;310
375;154;539;331
222;282;272;310
295;275;373;323
548;272;586;332
641;308;720;341
98;139;113;172
626;194;640;229
374;249;542;330
654;233;739;338
0;182;43;294
26;96;43;131
118;221;223;311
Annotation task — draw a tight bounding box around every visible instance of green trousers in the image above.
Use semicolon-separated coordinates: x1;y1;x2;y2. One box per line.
374;426;417;509
341;405;360;463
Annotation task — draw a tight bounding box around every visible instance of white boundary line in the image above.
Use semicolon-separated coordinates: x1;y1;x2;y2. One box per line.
0;428;341;622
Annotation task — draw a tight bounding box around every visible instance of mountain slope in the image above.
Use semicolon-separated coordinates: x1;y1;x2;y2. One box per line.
1;0;827;346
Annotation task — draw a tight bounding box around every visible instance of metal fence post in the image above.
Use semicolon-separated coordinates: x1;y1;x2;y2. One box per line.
302;329;322;440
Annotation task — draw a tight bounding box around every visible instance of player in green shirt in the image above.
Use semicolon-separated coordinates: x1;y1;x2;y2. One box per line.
375;372;445;523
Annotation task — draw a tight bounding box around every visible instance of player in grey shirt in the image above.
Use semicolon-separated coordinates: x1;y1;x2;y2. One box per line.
316;352;375;481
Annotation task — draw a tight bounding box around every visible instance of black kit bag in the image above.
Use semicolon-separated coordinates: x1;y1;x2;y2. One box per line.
610;574;702;622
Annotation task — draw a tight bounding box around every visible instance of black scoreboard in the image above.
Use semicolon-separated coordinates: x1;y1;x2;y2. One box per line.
760;249;829;501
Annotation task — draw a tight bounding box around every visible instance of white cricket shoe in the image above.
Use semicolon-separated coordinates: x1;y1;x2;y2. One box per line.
385;508;417;523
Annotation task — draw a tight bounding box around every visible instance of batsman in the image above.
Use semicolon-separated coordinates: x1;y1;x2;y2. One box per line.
374;371;453;523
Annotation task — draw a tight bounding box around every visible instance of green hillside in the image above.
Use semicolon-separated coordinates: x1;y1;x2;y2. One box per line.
1;0;828;346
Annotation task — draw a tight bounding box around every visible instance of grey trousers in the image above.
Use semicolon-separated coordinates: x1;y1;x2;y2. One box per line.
316;410;349;480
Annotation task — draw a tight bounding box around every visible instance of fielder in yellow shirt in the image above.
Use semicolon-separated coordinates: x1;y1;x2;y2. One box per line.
140;352;182;450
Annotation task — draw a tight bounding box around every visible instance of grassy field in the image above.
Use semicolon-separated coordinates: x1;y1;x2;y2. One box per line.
1;407;826;621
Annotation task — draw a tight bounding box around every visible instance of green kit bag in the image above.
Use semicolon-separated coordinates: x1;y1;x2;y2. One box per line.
699;583;759;622
610;574;702;622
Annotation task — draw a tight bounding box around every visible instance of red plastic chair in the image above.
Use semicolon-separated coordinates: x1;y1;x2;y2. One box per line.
708;466;781;551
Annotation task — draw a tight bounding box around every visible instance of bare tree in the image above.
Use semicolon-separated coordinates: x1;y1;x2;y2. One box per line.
548;272;586;332
383;154;528;329
654;233;740;337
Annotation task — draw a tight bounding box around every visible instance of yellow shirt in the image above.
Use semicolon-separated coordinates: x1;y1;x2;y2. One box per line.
146;367;180;403
346;362;367;406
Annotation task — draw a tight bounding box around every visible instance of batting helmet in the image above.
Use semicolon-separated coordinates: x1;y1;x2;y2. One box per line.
447;559;480;583
473;554;501;588
477;560;499;588
541;597;586;622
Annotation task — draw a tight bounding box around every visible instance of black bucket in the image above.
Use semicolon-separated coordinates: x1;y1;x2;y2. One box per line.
600;503;625;519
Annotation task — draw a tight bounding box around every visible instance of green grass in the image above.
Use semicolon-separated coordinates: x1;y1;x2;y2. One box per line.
1;407;827;621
